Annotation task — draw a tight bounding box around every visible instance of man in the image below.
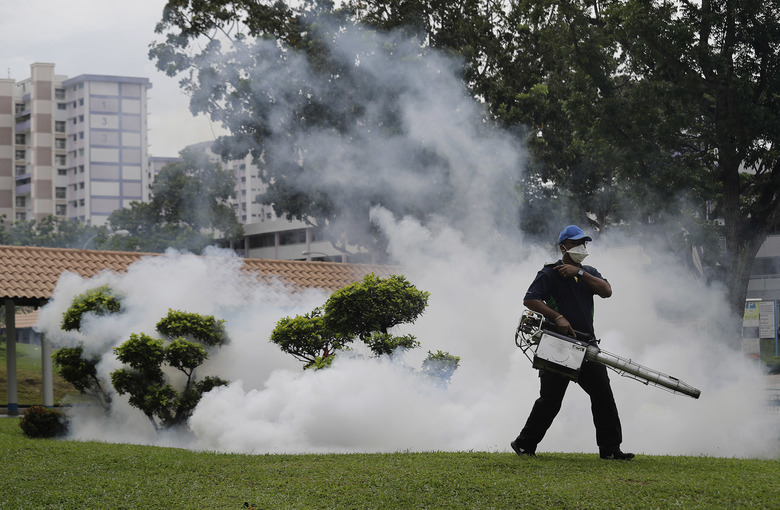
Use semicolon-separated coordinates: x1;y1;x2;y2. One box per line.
511;225;634;460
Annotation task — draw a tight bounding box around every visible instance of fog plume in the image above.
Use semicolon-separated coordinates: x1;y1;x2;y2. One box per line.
36;21;777;458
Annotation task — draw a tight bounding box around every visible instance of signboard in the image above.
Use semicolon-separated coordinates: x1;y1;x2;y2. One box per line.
742;300;761;358
759;301;776;339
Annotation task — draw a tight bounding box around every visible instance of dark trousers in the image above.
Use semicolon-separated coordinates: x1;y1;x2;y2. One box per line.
515;361;623;452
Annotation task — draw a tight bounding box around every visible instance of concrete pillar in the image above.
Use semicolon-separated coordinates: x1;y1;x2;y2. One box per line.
41;333;54;407
4;298;18;416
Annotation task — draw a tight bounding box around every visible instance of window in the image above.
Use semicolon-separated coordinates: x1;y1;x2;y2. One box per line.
279;229;307;246
15;212;26;221
58;103;67;110
15;166;26;176
55;88;65;100
15;150;25;160
15;134;25;145
750;257;780;277
55;138;66;149
248;233;276;249
55;121;66;133
58;168;68;176
56;187;67;199
15;103;25;114
55;204;67;216
15;196;25;208
56;155;67;166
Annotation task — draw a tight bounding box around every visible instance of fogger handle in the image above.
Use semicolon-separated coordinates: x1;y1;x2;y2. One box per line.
541;320;594;342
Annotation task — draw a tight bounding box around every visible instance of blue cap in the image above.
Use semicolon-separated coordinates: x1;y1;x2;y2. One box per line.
558;225;593;244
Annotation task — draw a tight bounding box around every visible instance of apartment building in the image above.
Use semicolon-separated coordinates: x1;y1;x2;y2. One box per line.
62;73;151;225
1;63;150;226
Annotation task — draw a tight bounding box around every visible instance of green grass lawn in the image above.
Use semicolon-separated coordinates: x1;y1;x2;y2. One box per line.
0;341;80;407
1;418;778;509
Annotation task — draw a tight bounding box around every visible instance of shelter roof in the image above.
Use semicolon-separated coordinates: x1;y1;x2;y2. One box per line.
0;245;395;307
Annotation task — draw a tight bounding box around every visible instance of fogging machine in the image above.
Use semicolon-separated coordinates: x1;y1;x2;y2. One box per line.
515;310;701;399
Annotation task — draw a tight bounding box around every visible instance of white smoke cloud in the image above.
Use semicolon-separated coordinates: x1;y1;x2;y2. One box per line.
35;20;778;459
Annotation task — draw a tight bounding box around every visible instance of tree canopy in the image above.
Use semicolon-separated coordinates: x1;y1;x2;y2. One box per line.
270;273;430;368
110;309;230;431
151;0;780;320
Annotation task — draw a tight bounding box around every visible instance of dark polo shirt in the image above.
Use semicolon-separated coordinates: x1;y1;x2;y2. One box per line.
523;259;607;337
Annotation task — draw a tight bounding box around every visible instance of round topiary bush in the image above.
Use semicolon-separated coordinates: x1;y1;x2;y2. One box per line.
18;406;69;438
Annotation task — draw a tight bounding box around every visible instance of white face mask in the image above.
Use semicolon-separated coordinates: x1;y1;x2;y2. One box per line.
564;244;589;264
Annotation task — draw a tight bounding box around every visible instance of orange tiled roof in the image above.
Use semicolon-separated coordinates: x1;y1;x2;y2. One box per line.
0;245;395;306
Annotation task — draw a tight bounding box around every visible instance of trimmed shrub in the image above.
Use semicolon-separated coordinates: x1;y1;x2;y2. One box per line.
18;406;69;438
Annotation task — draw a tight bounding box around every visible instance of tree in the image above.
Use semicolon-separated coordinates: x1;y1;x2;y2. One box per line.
106;148;243;254
53;285;125;411
270;274;430;368
110;309;230;431
600;0;780;320
323;273;429;355
421;350;460;384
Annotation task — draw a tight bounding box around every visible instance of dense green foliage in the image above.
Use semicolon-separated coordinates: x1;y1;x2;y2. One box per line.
55;285;125;410
271;274;430;368
324;274;429;354
17;406;69;438
151;0;780;321
106;148;244;254
51;346;112;411
60;285;123;332
53;286;230;431
156;309;229;347
110;309;230;431
1;418;778;508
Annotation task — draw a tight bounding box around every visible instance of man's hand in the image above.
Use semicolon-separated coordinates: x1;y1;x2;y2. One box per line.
553;263;579;278
554;315;575;337
553;264;612;298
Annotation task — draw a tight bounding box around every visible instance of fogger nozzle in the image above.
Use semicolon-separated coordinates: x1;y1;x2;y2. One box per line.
586;345;701;399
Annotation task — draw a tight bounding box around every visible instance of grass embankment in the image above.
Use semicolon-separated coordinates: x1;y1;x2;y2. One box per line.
1;419;778;509
0;342;79;406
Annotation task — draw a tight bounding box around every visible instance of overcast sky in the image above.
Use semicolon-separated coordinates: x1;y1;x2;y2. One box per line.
0;0;226;157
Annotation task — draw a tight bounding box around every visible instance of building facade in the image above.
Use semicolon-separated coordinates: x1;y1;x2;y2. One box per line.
1;63;150;226
62;73;151;225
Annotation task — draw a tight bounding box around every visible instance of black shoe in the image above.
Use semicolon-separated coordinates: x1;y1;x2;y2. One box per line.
600;450;635;460
510;440;536;457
